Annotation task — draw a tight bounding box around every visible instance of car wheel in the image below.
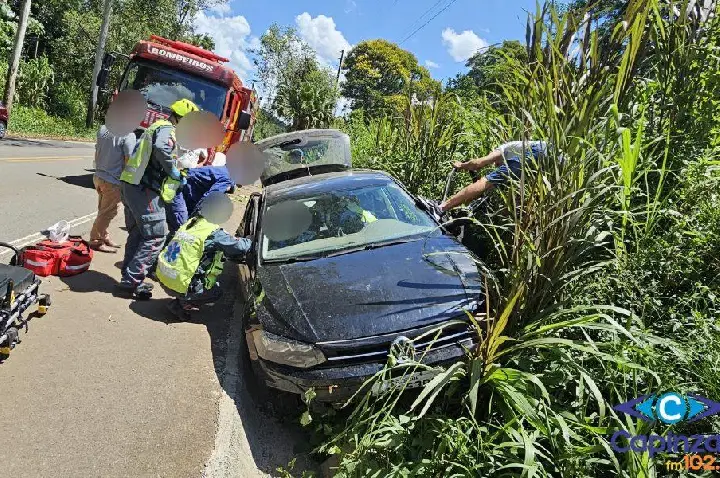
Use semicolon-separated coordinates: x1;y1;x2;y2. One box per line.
0;121;6;139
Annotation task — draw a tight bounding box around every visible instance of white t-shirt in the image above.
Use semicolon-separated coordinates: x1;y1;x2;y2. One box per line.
177;148;206;169
496;141;548;161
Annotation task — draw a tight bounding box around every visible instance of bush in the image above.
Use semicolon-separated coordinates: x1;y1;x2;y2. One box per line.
48;81;87;121
8;104;94;140
16;56;54;108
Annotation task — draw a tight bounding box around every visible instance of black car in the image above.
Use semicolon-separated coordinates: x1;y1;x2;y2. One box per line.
237;130;483;402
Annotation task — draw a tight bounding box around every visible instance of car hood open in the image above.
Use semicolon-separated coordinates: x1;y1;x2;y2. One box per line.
256;235;482;343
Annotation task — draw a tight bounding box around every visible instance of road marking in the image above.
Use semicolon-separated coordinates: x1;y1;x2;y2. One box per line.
0;212;98;257
2;156;93;162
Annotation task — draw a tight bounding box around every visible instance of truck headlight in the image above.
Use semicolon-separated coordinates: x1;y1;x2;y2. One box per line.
251;330;326;368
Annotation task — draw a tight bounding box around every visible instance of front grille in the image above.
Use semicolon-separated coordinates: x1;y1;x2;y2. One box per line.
317;319;475;367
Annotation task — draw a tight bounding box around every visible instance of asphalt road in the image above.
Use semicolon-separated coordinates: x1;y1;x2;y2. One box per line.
0;137;97;244
0;137;313;477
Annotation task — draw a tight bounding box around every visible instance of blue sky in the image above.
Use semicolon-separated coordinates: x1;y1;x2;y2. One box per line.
197;0;540;85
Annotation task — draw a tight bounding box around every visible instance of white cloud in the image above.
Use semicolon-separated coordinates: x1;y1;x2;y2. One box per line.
194;11;256;81
424;60;440;69
295;12;352;66
208;2;232;16
441;28;488;62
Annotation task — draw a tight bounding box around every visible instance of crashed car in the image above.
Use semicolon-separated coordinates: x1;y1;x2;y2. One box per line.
237;129;483;402
0;101;7;139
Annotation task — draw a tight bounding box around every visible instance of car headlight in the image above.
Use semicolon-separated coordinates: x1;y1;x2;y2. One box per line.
251;330;326;368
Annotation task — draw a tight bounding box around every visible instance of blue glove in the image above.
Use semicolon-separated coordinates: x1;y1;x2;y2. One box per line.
170;167;182;181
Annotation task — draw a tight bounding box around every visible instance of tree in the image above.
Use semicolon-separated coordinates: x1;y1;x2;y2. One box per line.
464;40;527;97
273;61;339;130
251;24;338;130
251;24;316;103
341;39;439;117
3;0;31;113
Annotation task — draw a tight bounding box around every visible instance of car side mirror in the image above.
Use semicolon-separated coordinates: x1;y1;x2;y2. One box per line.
96;53;116;89
236;111;252;131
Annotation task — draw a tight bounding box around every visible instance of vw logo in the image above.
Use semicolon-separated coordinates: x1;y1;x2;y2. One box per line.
390;335;416;364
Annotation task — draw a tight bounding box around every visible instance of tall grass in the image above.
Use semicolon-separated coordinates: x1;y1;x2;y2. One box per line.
344;94;503;198
316;1;720;476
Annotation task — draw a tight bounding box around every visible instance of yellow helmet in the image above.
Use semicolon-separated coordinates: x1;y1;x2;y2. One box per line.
170;99;199;117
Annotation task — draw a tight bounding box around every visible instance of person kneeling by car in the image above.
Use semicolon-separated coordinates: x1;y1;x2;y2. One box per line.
156;192;251;320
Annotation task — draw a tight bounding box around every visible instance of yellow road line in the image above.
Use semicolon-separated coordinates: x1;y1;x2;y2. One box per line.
2;156;93;162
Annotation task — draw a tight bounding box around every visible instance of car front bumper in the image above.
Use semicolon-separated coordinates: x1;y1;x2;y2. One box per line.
251;338;474;402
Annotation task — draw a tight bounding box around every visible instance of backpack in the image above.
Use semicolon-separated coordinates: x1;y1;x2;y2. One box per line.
21;236;93;277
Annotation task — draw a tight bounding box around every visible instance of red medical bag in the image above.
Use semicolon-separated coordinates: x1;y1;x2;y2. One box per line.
21;236;93;277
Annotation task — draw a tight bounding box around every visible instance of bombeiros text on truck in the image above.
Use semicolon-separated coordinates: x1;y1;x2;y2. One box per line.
96;35;257;163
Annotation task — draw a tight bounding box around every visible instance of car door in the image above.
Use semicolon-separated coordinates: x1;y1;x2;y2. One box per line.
237;193;261;305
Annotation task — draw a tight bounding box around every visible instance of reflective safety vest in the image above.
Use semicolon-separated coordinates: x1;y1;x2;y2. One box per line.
156;217;224;294
120;119;173;186
348;202;377;223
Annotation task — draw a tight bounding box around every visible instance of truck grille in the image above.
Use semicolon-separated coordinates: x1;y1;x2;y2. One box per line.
316;319;476;367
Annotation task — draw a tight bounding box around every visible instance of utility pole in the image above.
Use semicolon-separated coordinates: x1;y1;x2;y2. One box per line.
86;0;113;127
3;0;32;115
335;49;345;86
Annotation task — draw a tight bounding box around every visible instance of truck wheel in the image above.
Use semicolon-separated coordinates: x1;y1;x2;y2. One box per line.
0;121;6;139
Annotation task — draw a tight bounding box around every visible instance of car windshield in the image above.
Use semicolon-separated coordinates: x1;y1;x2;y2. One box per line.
261;181;436;261
259;132;351;185
121;60;226;117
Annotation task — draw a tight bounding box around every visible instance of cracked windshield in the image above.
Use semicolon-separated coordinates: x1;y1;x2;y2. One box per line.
0;0;718;477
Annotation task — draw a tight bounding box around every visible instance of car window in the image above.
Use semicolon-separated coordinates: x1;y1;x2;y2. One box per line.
261;182;436;261
259;132;351;185
241;195;257;237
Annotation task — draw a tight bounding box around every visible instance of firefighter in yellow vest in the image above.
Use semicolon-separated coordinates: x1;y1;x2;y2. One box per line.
117;98;199;299
157;192;252;320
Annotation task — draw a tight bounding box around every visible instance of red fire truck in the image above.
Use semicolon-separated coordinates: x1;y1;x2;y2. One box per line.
97;35;257;162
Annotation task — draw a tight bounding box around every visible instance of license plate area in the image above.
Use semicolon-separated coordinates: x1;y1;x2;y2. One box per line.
370;369;437;395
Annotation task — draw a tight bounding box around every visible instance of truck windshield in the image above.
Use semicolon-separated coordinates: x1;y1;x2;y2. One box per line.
121;60;226;118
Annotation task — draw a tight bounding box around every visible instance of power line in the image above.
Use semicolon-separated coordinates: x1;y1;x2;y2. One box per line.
398;0;446;40
399;0;459;45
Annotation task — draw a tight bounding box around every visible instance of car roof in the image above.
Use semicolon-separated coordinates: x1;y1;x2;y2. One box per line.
264;169;395;201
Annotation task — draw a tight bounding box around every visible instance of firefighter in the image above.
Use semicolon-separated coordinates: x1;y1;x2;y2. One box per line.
117;98;199;299
156;192;252;320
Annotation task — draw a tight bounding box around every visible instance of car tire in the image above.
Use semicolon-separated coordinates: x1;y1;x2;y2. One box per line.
0;121;6;139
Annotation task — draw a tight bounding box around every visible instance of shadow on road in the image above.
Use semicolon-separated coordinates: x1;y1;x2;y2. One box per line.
59;269;117;294
3;137;92;149
36;172;95;190
129;263;319;476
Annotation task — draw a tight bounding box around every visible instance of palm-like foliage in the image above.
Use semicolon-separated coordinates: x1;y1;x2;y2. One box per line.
274;65;339;131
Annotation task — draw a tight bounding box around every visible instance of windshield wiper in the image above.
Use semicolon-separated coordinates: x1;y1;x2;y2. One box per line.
323;238;419;257
264;238;420;263
264;253;327;264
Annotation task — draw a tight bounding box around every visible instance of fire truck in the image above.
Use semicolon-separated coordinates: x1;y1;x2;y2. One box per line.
97;35;257;162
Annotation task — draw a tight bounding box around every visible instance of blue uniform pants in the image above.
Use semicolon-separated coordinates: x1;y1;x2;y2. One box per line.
120;183;168;287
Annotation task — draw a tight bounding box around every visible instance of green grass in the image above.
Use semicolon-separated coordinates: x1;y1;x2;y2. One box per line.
7;105;95;141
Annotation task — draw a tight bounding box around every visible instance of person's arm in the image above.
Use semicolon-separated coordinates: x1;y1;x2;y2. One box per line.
454;149;504;171
440;177;495;211
153;127;182;180
122;133;136;164
209;228;252;260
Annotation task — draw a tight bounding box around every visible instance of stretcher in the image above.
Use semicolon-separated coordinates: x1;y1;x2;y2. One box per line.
0;242;51;360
